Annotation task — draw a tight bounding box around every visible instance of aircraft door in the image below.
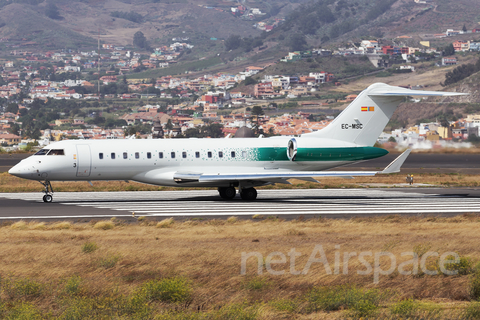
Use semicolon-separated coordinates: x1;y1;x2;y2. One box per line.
76;145;91;177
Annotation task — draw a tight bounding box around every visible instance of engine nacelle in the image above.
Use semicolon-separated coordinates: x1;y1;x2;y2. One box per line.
287;138;297;161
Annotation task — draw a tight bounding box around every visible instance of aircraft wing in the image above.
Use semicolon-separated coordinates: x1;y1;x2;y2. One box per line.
173;149;411;183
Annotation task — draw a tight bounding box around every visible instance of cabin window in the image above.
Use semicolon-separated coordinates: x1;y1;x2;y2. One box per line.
99;153;104;160
207;151;212;158
147;152;151;159
242;151;247;158
34;149;49;155
219;151;223;158
123;152;128;159
111;153;116;160
182;151;187;158
159;152;163;159
195;151;200;158
48;149;65;155
135;152;140;159
171;152;176;159
231;151;235;158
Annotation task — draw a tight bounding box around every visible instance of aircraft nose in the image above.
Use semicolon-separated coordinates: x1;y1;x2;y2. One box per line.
8;164;21;176
8;163;33;178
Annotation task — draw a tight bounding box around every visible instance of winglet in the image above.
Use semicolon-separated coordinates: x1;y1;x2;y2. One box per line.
380;149;411;174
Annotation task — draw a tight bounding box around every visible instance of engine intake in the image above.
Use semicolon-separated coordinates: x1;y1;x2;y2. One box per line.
287;138;297;161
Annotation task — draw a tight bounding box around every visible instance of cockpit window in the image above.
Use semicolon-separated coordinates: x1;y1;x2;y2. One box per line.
47;149;65;156
34;149;50;155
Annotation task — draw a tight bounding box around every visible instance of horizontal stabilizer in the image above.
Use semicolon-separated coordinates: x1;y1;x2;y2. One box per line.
368;86;468;97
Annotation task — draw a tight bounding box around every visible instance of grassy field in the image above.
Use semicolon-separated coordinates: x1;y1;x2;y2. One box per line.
0;216;480;318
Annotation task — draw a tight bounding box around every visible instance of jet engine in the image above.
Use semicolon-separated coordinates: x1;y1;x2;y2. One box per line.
287;138;297;161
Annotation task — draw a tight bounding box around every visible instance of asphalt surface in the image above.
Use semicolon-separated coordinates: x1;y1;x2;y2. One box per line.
1;188;480;222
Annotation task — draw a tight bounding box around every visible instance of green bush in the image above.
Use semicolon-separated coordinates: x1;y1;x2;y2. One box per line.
63;276;82;296
4;302;42;320
60;295;152;319
214;303;258;320
464;301;480;319
390;300;443;319
305;286;381;316
269;298;298;313
3;277;43;299
390;299;418;317
81;241;98;254
98;254;121;269
469;271;480;300
140;277;192;303
441;255;473;275
243;277;269;291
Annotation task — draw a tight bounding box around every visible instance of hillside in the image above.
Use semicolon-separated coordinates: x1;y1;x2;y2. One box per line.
0;0;478;55
0;3;96;49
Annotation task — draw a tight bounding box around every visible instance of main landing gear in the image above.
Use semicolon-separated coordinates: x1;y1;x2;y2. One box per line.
218;186;236;200
217;187;258;201
240;187;257;201
40;180;54;203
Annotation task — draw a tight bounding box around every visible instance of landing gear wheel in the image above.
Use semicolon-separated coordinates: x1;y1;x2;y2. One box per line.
223;186;236;199
218;187;236;199
39;180;54;203
240;188;257;201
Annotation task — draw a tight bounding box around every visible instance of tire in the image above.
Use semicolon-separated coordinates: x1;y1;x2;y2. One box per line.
240;188;257;201
44;194;53;203
224;187;236;199
218;187;227;199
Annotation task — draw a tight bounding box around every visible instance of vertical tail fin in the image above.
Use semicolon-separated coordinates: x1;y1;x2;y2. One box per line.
307;83;466;146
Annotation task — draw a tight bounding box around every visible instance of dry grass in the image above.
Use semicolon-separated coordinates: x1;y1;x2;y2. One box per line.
93;221;115;230
0;216;479;318
156;217;174;228
2;172;480;193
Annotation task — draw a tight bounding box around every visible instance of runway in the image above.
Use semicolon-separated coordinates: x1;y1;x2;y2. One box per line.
0;188;479;221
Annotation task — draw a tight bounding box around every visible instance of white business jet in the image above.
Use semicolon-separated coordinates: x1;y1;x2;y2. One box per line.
9;83;465;202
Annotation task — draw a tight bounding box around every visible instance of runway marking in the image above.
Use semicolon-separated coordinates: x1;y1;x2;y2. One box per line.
1;189;480;219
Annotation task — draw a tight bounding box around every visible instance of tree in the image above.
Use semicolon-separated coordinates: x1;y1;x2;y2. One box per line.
443;44;455;56
45;2;61;20
165;119;173;130
6;103;19;114
203;123;224;138
244;77;257;86
7;123;20;135
462;24;467;32
224;35;243;51
251;106;264;129
133;31;147;49
388;136;397;143
468;134;480;143
288;34;307;51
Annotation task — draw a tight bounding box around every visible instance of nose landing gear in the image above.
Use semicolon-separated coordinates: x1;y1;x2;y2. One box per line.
40;180;54;203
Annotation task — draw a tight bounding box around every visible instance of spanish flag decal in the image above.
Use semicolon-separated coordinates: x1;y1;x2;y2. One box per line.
361;106;375;112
